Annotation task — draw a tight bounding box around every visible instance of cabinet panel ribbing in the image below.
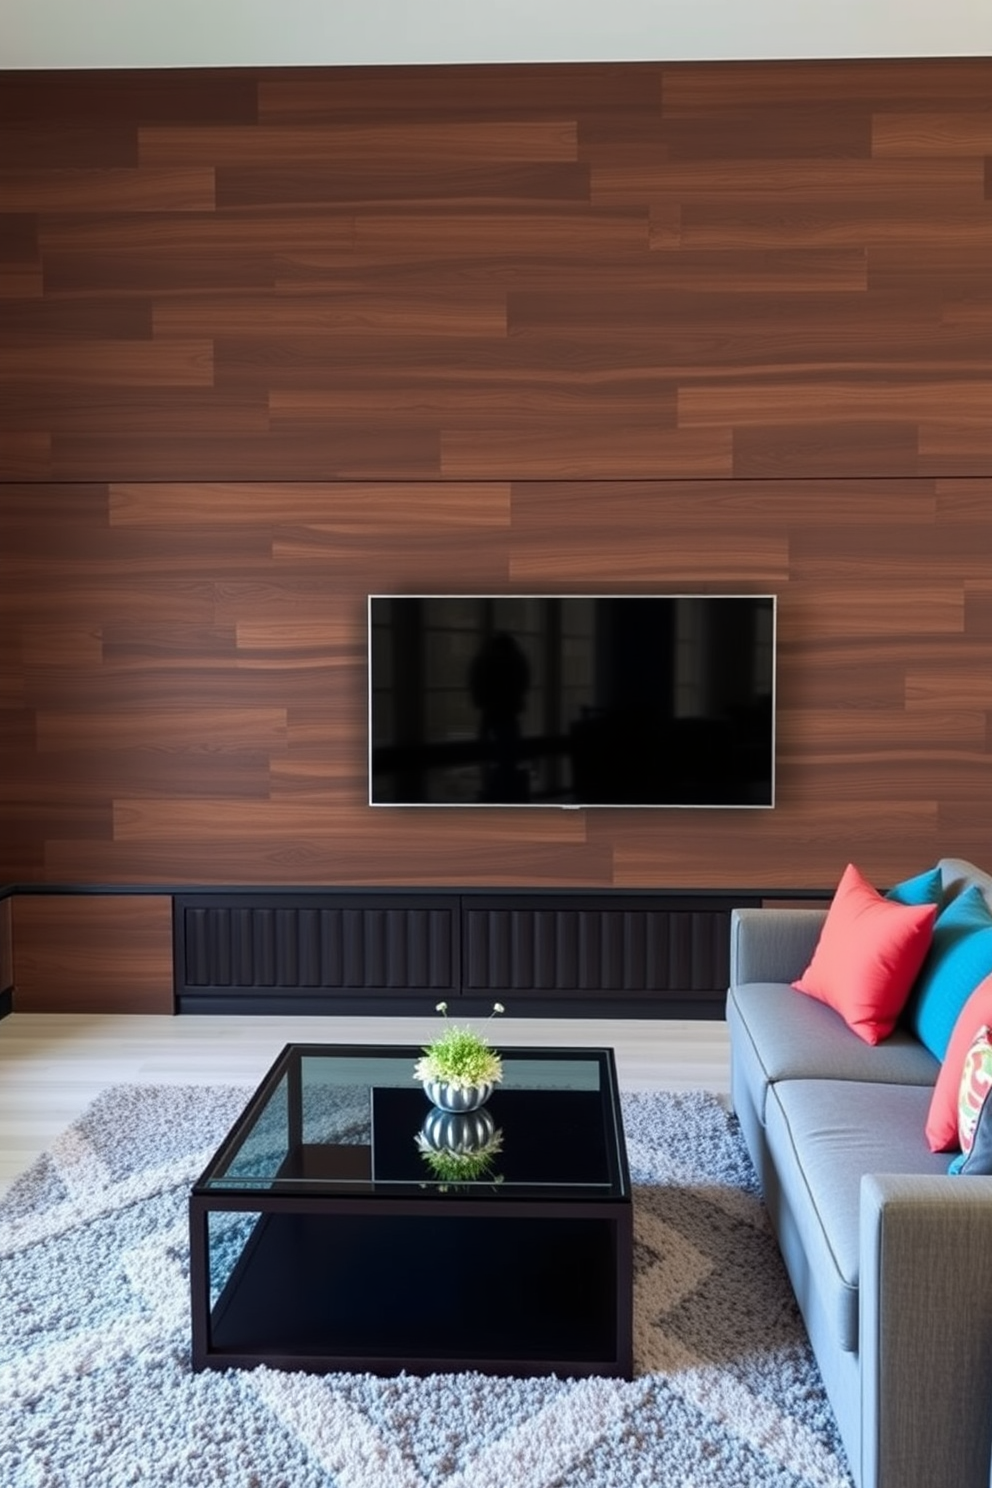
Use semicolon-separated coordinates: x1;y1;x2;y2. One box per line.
175;889;751;1014
462;901;732;1001
177;896;454;997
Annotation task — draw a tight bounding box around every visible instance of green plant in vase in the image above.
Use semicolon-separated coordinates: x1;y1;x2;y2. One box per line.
415;1122;504;1184
414;1001;505;1111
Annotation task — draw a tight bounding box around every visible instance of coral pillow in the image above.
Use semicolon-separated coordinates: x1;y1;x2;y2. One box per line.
925;972;992;1151
792;862;937;1044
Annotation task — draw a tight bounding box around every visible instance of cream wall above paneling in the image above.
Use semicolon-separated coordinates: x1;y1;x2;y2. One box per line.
3;0;992;69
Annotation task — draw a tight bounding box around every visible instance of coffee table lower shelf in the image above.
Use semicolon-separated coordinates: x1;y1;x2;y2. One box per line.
190;1202;632;1378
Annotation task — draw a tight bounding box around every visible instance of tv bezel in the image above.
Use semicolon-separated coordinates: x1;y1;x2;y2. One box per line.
367;592;777;810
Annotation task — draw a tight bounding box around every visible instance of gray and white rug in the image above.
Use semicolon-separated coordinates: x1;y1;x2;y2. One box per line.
0;1085;854;1488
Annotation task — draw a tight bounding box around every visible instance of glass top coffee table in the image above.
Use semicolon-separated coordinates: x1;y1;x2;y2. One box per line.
189;1043;633;1378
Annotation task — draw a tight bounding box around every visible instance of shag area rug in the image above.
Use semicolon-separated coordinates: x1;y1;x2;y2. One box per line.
0;1085;854;1488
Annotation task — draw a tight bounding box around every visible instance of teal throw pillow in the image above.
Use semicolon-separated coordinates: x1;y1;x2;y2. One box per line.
885;865;943;908
903;886;992;1061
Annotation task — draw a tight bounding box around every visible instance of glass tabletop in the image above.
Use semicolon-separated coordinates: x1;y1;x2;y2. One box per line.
195;1043;630;1199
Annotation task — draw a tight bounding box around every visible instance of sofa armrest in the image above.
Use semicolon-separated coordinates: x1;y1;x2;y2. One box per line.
860;1174;992;1488
729;907;826;988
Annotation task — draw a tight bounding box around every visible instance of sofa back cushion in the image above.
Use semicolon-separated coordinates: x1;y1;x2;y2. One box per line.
938;858;992;918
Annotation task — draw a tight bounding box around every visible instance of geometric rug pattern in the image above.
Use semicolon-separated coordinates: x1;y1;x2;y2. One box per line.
0;1084;854;1487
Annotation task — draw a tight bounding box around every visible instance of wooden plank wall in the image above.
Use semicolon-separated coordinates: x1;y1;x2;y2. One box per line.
2;60;991;899
10;895;174;1012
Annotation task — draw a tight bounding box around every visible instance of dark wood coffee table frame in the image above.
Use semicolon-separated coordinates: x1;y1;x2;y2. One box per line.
189;1044;633;1379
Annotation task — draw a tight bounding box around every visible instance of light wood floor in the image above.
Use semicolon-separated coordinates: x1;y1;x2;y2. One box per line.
0;1011;731;1196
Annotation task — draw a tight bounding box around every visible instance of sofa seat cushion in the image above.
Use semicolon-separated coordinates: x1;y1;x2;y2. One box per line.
728;980;939;1125
765;1079;949;1354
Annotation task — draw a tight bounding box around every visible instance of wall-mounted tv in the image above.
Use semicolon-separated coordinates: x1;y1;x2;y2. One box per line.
368;594;776;809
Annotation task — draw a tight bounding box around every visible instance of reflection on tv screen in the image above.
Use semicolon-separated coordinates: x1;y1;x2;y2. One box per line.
369;594;775;808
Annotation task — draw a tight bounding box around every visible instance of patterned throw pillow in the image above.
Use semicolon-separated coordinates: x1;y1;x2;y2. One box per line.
955;1026;992;1163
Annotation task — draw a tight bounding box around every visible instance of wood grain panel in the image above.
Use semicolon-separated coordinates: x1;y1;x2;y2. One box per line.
780;587;964;637
5;750;271;803
34;707;288;752
351;210;648;261
0;435;50;479
2;59;992;936
678;381;992;428
3;472;990;894
11;894;173;1013
0;269;43;301
0;126;138;168
216;163;592;211
511;251;870;295
610;803;944;893
3;392;268;441
138;122;579;166
46;432;443;483
1;60;988;482
2;298;152;339
267;365;672;423
508;483;788;583
655;107;871;161
937;481;992;520
919;424;992;469
442;427;731;480
21;625;104;667
777;709;987;752
41;839;619;892
872;113;992;157
675;203;992;250
0;69;260;125
0;169;215;212
0;341;213;386
905;663;992;711
256;63;665;121
732;423;926;479
153;295;508;339
659;60;992;110
590;160;985;211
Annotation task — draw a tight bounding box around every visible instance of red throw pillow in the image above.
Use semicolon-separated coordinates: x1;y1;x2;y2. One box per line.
791;862;937;1045
925;972;992;1151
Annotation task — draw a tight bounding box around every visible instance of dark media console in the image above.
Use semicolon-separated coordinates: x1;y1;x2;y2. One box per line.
173;886;790;1019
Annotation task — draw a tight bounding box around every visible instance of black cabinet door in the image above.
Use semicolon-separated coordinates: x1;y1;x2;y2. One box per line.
461;896;741;1010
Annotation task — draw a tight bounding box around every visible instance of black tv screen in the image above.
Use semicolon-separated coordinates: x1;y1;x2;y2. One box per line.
368;595;776;808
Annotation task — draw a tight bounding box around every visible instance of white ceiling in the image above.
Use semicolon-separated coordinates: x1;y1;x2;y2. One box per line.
2;0;992;70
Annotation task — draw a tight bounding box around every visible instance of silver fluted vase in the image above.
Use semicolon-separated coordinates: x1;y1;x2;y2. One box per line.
422;1080;493;1113
419;1104;497;1155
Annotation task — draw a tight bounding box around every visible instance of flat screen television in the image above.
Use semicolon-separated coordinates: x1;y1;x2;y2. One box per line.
368;594;776;808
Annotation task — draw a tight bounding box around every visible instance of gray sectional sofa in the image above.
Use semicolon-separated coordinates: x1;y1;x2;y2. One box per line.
727;857;992;1488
